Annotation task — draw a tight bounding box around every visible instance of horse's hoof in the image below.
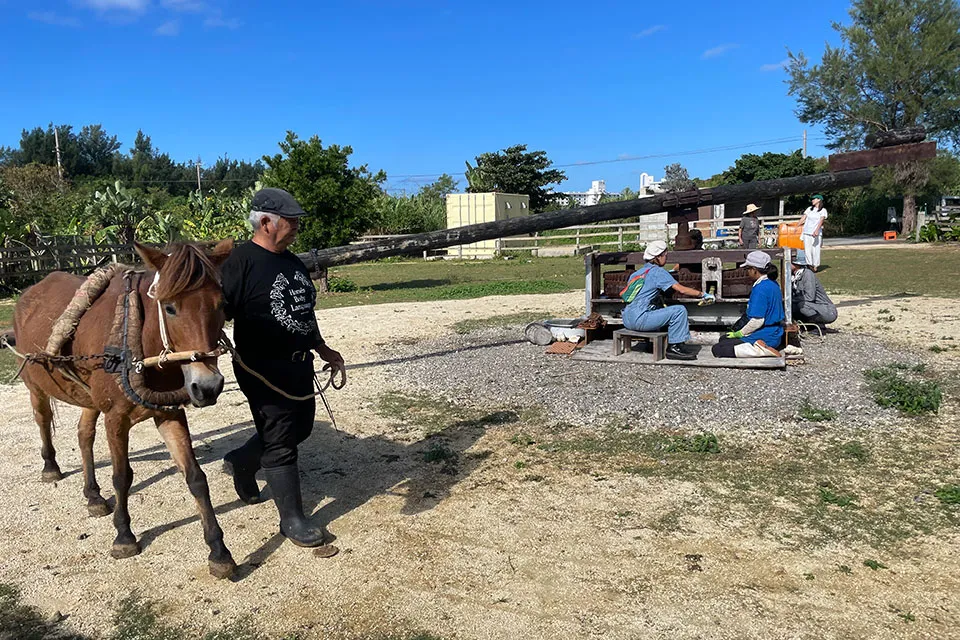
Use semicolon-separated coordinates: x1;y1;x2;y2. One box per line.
110;542;141;559
208;559;236;579
87;501;112;518
41;469;63;483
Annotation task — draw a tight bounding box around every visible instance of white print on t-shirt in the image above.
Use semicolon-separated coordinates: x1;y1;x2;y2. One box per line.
269;271;316;335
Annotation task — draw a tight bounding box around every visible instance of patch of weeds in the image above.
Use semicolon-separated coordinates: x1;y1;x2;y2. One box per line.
934;485;960;505
803;572;815;581
878;308;890;314
509;433;536;446
837;564;853;575
514;460;527;470
522;474;544;482
797;398;837;422
0;350;21;386
377;392;518;435
112;592;182;640
836;440;869;462
863;559;887;571
615;510;635;520
0;582;89;640
864;365;942;415
818;484;859;508
663;432;721;454
325;276;361;293
898;612;916;623
928;345;953;353
423;441;456;464
465;449;493;460
878;315;896;323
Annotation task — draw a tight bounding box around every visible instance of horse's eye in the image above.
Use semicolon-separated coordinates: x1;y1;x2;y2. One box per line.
163;303;177;316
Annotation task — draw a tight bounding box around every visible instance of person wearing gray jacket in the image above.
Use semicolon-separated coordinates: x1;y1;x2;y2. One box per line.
791;251;837;324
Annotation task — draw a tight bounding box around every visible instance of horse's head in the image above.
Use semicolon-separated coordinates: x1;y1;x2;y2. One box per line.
135;239;234;408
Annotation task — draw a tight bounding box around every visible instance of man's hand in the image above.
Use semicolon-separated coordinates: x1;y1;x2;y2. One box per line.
726;330;744;339
316;343;346;388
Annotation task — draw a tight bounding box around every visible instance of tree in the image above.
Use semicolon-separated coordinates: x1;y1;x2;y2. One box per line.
77;124;121;177
661;163;695;192
717;150;821;185
466;144;566;212
418;173;459;205
262;132;385;251
787;0;960;234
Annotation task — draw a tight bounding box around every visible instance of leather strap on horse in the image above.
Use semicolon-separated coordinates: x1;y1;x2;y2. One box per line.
114;272;192;412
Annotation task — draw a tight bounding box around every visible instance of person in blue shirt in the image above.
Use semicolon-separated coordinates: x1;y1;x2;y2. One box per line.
712;250;785;358
621;240;715;360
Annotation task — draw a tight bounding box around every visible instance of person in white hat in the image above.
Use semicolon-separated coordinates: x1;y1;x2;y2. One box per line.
738;203;762;249
795;194;827;271
711;250;784;358
620;240;715;360
790;251;837;325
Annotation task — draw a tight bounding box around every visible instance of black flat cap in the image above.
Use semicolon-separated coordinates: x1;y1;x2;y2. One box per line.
251;187;307;218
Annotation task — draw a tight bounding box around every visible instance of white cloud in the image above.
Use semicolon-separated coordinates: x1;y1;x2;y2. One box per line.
78;0;149;10
760;59;790;72
154;19;180;35
702;43;739;59
28;11;82;27
204;14;240;29
162;0;205;11
633;25;665;38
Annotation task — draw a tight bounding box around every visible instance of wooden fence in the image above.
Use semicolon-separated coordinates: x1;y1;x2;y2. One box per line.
0;239;140;292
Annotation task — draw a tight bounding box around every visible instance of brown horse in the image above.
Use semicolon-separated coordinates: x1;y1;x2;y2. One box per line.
11;240;238;579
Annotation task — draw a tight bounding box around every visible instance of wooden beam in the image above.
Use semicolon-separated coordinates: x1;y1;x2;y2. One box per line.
828;141;936;172
299;168;875;269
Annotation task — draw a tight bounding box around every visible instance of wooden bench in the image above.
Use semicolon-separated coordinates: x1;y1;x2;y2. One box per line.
612;329;669;360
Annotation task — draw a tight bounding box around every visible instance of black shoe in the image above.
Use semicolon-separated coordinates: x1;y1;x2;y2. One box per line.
666;343;697;361
223;436;263;505
263;464;332;548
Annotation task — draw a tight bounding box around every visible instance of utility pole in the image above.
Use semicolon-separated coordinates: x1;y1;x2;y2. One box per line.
802;129;807;158
196;156;203;197
54;126;63;179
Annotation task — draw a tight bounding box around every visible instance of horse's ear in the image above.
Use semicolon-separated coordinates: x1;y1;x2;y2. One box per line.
209;238;234;266
135;242;167;271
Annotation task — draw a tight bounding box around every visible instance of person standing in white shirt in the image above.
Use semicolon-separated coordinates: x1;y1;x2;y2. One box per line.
796;194;827;271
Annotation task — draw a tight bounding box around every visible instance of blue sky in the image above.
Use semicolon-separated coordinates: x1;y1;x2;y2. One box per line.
1;0;852;194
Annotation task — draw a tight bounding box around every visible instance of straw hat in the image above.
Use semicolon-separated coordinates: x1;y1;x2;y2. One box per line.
743;203;762;215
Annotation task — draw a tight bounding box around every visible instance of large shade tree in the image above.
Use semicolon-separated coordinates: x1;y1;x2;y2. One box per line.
787;0;960;234
465;144;566;212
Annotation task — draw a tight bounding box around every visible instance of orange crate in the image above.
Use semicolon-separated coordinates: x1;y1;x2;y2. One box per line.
884;231;897;240
778;223;804;250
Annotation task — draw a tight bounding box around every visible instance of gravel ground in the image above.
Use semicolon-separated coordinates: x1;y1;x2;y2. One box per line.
385;328;923;437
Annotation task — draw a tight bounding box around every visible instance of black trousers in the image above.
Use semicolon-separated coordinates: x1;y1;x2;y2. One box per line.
234;362;316;469
711;335;744;358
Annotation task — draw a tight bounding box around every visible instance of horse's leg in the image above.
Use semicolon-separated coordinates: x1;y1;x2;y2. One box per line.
104;412;139;559
78;408;110;517
31;389;62;482
155;414;236;579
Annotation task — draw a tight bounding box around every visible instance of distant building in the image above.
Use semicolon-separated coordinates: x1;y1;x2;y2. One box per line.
558;180;608;207
638;172;664;196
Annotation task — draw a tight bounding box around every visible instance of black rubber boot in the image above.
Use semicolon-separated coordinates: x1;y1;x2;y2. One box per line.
666;343;697;361
223;435;263;505
263;464;331;548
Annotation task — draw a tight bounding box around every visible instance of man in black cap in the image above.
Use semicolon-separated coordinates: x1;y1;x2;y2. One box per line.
220;187;346;548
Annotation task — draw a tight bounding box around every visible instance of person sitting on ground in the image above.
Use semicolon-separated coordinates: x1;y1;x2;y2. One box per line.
791;251;838;325
712;250;784;359
621;240;715;361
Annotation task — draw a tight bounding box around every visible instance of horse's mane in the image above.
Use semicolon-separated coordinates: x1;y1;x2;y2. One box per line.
153;244;221;300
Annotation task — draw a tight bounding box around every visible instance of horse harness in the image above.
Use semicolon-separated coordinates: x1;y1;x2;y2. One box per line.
3;266;340;421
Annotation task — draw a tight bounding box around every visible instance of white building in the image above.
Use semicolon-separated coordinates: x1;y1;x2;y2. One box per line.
638;172;664;196
560;180;608;207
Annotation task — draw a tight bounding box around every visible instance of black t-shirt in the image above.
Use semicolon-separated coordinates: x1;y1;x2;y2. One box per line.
221;241;321;362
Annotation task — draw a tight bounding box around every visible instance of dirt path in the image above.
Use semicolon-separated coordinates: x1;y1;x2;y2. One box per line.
1;292;958;639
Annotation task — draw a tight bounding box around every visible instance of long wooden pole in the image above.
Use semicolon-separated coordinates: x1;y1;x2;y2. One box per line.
298;168;874;270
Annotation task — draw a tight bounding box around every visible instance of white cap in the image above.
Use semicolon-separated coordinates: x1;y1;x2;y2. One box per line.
739;250;771;269
643;240;667;261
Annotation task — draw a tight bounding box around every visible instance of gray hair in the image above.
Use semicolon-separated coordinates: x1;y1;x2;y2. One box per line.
249;210;281;231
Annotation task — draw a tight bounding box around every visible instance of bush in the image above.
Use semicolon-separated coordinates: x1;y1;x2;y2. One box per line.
326;276;360;293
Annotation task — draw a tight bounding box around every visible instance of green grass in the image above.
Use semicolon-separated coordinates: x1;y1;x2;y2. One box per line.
318;257;584;308
934;485;960;505
797;398;837;422
864;365;942;415
310;246;960;310
817;245;960;298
